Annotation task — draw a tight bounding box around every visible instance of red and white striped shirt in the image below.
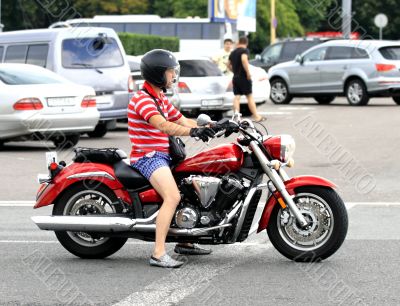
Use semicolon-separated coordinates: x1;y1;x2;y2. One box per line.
128;81;183;163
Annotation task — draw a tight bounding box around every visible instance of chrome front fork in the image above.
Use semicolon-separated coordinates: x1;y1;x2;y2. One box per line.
250;141;308;227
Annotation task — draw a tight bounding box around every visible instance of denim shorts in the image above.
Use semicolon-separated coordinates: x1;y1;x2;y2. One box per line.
131;151;171;180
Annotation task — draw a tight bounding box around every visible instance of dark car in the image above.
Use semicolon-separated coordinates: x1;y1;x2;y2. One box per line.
250;39;325;71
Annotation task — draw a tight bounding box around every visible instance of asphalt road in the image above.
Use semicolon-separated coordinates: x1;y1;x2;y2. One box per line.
0;97;400;305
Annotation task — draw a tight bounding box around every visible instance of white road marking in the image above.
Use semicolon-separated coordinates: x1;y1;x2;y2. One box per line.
256;202;400;209
258;111;292;115
0;201;35;207
0;240;152;245
3;201;400;208
279;106;315;111
114;244;272;306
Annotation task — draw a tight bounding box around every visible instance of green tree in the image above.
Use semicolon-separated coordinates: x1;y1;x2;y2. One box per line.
351;0;400;40
293;0;334;33
249;0;304;55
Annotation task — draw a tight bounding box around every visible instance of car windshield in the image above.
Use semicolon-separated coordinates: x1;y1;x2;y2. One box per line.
62;37;124;68
179;60;222;77
379;46;400;60
0;66;64;85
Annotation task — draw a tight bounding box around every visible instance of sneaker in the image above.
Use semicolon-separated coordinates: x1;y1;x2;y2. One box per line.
149;253;185;268
174;244;212;255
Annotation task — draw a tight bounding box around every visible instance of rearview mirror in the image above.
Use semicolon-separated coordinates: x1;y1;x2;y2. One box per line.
197;114;212;126
255;54;261;61
295;54;303;64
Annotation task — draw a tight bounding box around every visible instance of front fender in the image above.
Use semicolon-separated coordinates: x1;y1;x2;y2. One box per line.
34;162;132;209
257;175;336;233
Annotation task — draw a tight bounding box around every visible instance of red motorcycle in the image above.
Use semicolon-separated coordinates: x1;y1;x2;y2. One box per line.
32;114;348;262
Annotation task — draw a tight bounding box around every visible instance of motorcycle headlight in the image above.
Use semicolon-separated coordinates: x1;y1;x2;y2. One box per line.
263;135;296;163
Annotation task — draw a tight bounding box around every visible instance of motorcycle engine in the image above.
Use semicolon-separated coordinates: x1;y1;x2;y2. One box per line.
175;175;245;228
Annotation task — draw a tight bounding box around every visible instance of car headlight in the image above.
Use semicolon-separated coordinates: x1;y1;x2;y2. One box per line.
263;135;296;163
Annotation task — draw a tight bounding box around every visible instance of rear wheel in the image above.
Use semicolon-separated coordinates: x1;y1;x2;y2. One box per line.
345;79;369;106
270;78;292;104
53;134;80;149
87;122;108;138
208;111;224;121
267;186;348;262
392;96;400;105
314;96;335;105
53;183;128;259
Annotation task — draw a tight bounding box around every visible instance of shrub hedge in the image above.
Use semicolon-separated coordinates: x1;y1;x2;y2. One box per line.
118;32;179;56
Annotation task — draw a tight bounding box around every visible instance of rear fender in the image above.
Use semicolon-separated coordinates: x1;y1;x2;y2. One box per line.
257;175;336;233
34;162;131;209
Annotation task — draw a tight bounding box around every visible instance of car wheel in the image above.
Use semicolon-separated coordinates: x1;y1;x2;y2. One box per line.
270;78;292;104
53;134;80;150
314;96;335;105
345;79;369;106
87;122;108;138
392;96;400;105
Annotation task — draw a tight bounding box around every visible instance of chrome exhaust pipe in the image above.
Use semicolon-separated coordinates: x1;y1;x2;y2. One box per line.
31;211;159;233
31;215;136;232
31;215;231;236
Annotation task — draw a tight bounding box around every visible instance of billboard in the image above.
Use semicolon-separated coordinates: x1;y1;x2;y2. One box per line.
210;0;256;32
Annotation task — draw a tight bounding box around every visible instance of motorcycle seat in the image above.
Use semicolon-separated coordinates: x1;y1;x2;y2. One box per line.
113;161;150;190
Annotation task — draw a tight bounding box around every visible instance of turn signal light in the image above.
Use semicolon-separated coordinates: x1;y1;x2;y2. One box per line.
177;82;191;93
81;96;96;108
375;63;396;72
49;162;58;171
13;98;43;110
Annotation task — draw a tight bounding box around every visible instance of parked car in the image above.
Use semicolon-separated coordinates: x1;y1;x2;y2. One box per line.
126;55;181;109
0;27;130;137
0;64;99;148
268;40;400;106
173;53;233;119
226;64;270;115
250;38;325;71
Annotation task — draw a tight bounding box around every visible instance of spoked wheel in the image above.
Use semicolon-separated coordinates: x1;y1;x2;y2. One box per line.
270;78;292;104
53;183;128;259
345;79;369;106
267;186;348;262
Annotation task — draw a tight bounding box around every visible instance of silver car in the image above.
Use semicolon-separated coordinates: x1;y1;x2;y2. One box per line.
269;40;400;106
0;27;131;137
0;64;99;148
174;54;233;119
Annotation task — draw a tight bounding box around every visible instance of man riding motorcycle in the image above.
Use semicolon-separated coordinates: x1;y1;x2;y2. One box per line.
129;49;215;268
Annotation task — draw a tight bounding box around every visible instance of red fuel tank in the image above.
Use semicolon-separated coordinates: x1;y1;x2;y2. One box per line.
174;143;244;174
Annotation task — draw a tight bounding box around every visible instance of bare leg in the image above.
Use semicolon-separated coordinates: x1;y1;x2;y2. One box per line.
149;167;181;258
246;94;262;120
233;95;241;113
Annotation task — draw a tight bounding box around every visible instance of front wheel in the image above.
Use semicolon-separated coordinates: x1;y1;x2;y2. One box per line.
267;186;348;262
53;183;128;259
392;96;400;105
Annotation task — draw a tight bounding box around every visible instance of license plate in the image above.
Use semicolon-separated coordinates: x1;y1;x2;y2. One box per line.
201;99;223;106
96;94;112;104
47;97;76;107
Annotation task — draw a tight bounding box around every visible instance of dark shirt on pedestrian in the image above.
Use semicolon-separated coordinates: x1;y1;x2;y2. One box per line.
229;47;250;79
